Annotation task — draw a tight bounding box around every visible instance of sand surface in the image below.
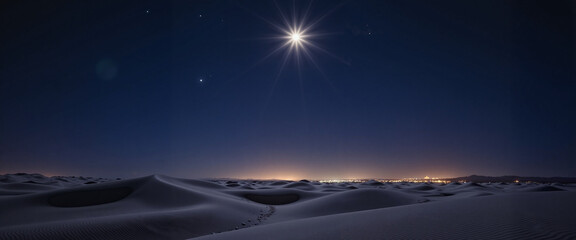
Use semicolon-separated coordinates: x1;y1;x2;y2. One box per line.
1;173;575;239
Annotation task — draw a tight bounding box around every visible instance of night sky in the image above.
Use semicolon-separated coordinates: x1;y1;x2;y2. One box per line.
1;0;575;180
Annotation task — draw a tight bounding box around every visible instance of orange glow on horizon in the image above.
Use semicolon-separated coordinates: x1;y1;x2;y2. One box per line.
213;156;466;181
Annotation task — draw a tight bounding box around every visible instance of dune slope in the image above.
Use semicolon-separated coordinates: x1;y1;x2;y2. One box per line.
195;191;576;240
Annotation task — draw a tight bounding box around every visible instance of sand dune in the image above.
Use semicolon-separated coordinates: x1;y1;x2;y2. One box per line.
1;173;575;239
196;191;576;240
268;189;425;222
0;175;266;239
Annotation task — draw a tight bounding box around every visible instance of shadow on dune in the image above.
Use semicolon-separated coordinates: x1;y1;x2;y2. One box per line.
48;187;133;207
245;193;300;205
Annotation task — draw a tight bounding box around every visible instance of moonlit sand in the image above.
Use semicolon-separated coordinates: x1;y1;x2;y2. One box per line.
1;173;575;239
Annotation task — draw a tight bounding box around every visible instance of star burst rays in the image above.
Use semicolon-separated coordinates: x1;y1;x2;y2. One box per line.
271;1;324;69
246;0;342;73
241;1;345;114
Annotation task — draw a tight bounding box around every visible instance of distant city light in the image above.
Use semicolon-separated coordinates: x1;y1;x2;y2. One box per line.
317;176;452;184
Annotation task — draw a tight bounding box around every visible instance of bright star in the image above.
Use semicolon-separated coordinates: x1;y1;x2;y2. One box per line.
251;1;345;70
245;1;346;109
291;33;301;42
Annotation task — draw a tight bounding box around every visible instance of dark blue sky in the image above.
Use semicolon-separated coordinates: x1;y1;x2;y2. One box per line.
1;0;575;179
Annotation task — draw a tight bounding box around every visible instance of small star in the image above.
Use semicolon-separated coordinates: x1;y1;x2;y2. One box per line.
146;10;150;14
199;78;204;83
199;14;203;18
